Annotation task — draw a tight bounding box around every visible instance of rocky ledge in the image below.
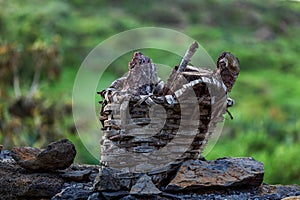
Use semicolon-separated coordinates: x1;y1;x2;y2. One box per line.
1;142;299;200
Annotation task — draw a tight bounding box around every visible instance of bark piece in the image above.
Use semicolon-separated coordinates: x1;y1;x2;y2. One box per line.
166;157;264;191
123;52;158;95
11;138;76;171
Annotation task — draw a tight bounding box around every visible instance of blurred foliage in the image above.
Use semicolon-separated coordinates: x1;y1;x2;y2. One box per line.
0;0;300;185
0;37;67;149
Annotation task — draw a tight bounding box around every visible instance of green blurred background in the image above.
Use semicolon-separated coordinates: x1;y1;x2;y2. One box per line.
1;0;300;185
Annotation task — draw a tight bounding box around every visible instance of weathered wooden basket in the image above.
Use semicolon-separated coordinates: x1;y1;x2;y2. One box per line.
98;46;239;178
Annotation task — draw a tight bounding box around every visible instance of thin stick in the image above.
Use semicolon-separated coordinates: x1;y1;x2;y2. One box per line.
177;41;199;73
163;41;199;95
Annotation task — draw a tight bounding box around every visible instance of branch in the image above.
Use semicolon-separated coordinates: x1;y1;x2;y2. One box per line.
177;41;199;73
163;41;199;95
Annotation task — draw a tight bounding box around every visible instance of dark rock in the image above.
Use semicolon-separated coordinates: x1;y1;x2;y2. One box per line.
0;149;97;199
0;149;14;163
0;152;299;199
0;160;64;199
260;185;300;200
88;192;102;200
99;184;300;200
11;138;76;171
119;195;139;200
282;196;300;200
102;191;130;200
177;184;300;200
94;167;140;192
166;157;264;191
60;169;93;182
67;164;100;182
93;167;122;191
51;182;93;200
130;174;161;195
120;195;170;200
